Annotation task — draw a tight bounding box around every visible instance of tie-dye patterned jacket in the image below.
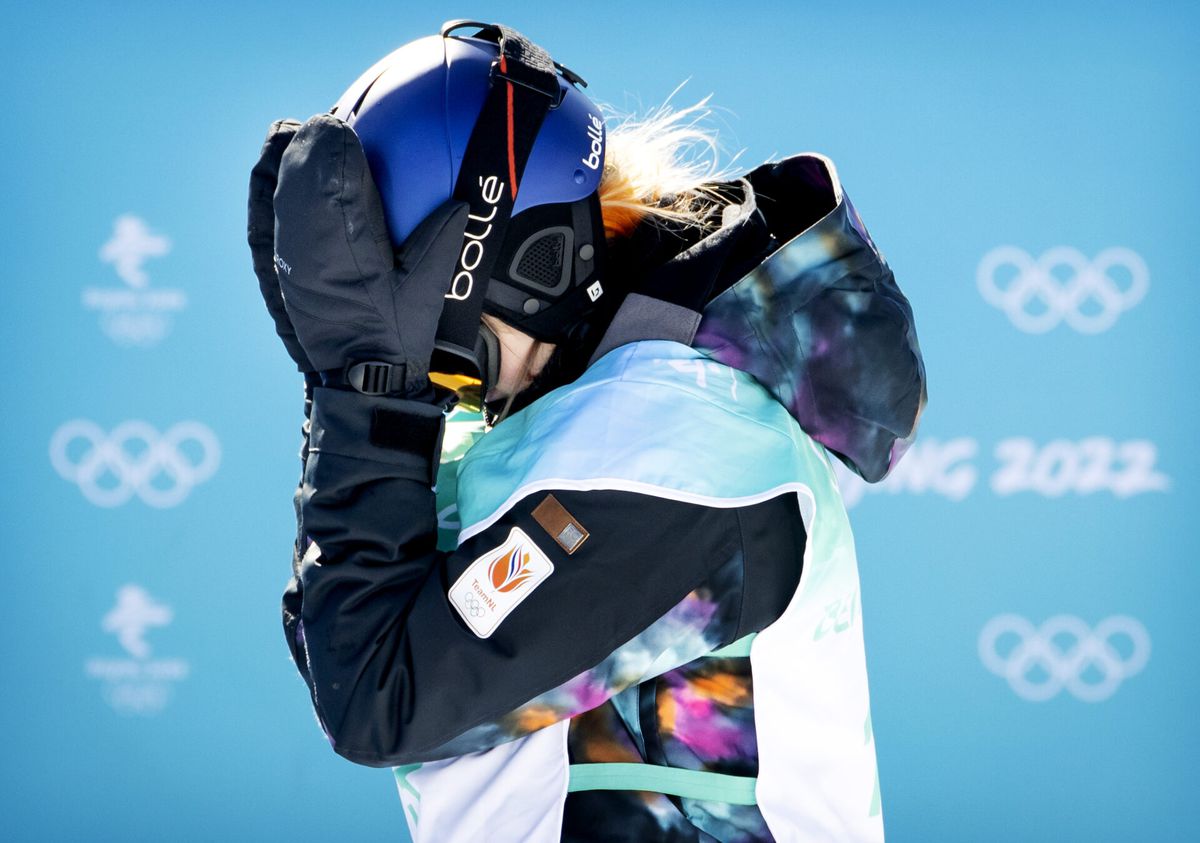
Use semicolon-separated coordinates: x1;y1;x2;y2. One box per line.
282;154;924;843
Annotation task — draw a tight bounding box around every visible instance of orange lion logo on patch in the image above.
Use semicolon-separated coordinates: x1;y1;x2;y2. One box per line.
488;546;535;593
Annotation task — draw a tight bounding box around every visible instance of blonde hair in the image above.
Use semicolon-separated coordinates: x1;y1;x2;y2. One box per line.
597;96;736;240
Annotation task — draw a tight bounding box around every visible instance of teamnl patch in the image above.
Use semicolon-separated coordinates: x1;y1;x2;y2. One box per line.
448;527;555;639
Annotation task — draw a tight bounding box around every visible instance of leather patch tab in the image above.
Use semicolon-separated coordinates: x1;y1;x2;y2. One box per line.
531;494;589;554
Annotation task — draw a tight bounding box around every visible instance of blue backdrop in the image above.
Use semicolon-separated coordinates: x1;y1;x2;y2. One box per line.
3;1;1197;840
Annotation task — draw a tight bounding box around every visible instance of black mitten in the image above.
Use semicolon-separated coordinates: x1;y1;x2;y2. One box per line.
273;114;469;397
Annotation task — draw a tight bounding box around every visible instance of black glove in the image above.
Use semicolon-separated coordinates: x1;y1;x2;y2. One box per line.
273;113;470;398
248;119;314;373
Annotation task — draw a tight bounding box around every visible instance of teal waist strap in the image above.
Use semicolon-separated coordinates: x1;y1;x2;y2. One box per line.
567;763;758;805
704;633;756;659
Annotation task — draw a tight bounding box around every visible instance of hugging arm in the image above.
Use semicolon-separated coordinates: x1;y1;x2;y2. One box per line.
285;386;805;766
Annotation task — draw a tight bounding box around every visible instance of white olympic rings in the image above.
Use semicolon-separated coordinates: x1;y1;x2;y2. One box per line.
50;419;220;508
976;246;1148;334
979;614;1149;702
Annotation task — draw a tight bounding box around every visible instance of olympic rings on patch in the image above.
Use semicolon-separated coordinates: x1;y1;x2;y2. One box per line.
978;614;1149;702
977;246;1148;334
50;419;220;508
463;595;486;619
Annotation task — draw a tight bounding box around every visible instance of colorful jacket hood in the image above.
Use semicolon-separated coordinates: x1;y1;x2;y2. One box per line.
598;153;927;483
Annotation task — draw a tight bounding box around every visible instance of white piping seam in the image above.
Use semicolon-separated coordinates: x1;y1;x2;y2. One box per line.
459;479;818;543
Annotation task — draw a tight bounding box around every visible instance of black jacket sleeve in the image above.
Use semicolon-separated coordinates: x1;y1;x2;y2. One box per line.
283;387;805;767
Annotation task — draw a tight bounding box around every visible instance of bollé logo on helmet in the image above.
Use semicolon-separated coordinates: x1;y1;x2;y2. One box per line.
447;175;506;301
582;114;604;170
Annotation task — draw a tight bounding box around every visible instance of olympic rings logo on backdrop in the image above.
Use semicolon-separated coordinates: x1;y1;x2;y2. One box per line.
976;246;1148;333
50;420;220;508
979;614;1150;702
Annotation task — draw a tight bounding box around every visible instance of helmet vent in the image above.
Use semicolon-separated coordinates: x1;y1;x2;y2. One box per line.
511;228;572;290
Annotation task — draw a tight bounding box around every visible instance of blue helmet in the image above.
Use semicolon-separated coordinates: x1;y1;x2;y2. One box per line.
332;21;609;373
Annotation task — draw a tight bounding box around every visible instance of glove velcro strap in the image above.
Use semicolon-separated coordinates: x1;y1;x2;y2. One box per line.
369;406;442;456
309;387;444;485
